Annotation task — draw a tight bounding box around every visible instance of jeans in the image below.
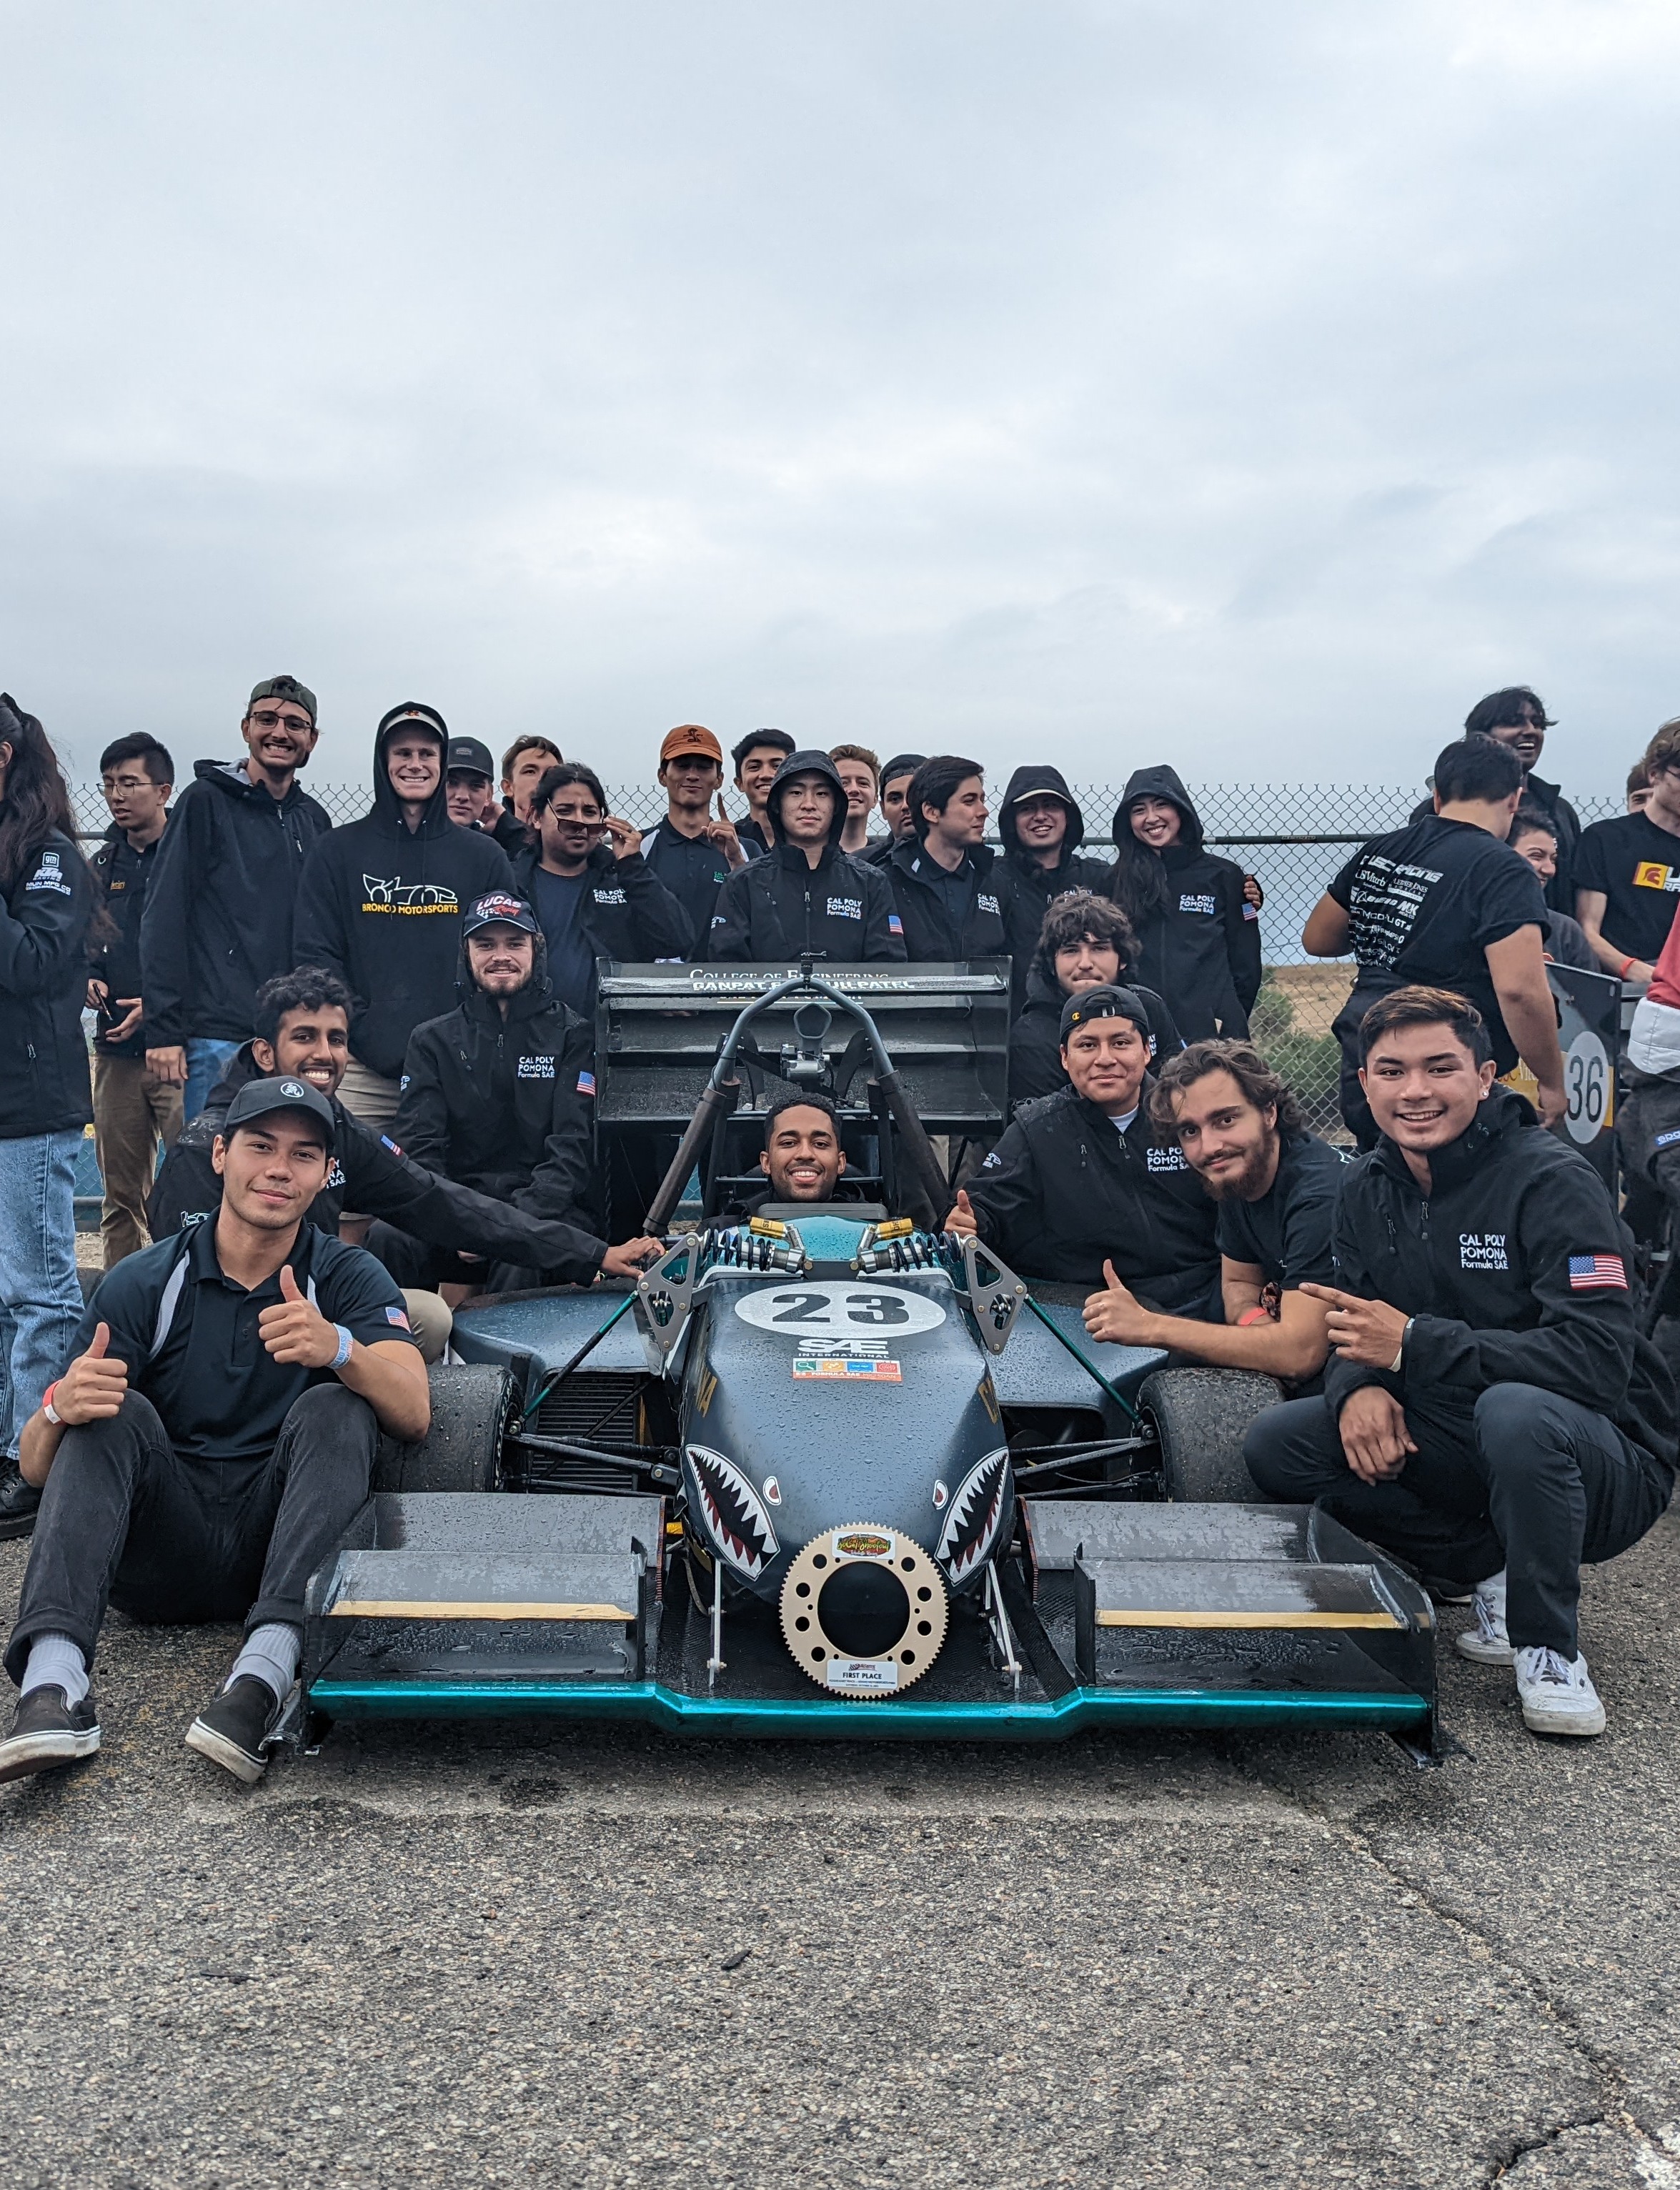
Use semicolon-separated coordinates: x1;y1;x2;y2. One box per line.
0;1130;83;1460
5;1383;378;1682
1245;1381;1673;1656
184;1038;242;1125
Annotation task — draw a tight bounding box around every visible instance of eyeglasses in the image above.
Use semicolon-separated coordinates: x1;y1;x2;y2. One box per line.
102;773;161;794
248;710;312;731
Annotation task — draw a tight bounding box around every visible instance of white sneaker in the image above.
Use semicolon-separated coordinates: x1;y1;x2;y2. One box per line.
1455;1571;1510;1664
1514;1646;1606;1738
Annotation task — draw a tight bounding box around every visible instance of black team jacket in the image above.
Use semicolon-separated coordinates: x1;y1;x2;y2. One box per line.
293;723;515;1079
395;940;600;1234
139;760;332;1047
1326;1087;1676;1473
147;1042;607;1283
0;821;95;1137
886;835;1015;962
1103;765;1262;1040
707;751;906;962
965;1077;1221;1308
87;824;165;1062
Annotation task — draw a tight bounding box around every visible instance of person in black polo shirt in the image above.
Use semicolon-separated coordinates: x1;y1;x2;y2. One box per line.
1574;717;1680;988
0;1076;429;1789
1081;1040;1340;1391
640;725;747;951
727;728;795;857
946;986;1219;1310
1303;734;1565;1145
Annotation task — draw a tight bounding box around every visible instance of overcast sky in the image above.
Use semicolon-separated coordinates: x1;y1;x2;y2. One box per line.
4;0;1678;799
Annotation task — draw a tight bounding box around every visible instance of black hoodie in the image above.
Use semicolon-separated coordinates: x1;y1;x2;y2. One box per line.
293;715;515;1079
0;822;95;1140
998;765;1112;993
139;760;333;1046
395;930;600;1236
1103;766;1262;1040
707;751;905;962
1326;1087;1676;1475
146;1039;608;1283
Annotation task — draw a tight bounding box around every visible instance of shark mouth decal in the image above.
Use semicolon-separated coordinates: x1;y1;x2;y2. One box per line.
685;1445;780;1579
936;1448;1010;1584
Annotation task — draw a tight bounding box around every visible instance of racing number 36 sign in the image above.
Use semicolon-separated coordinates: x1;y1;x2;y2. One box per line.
1501;962;1619;1191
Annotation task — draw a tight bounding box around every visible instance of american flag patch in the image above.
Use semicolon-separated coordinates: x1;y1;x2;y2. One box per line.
577;1070;596;1095
1569;1255;1627;1292
384;1305;412;1330
381;1134;403;1155
888;914;903;935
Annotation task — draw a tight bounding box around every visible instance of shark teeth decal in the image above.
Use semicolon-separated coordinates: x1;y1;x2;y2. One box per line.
685;1445;780;1580
936;1448;1010;1584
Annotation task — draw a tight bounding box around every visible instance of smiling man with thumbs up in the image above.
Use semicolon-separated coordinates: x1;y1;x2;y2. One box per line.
0;1074;429;1789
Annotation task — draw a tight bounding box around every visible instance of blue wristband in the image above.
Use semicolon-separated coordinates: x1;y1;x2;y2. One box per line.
332;1324;353;1370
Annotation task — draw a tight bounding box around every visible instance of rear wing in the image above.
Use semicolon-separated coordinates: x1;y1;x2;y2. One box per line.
593;960;1011;1133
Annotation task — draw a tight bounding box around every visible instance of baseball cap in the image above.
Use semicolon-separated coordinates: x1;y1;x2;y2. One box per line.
222;1075;336;1150
660;724;724;767
446;737;495;780
879;752;928;787
1060;985;1153;1045
248;675;317;723
462;891;540;939
377;701;449;745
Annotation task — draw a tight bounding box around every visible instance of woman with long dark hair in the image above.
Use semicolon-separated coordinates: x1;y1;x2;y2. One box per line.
0;695;94;1541
1105;765;1262;1041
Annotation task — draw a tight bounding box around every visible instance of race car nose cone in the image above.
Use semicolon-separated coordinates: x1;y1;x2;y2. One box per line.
780;1525;949;1697
817;1562;910;1659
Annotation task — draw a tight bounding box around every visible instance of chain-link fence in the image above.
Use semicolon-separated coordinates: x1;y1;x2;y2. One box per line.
71;777;1624;1143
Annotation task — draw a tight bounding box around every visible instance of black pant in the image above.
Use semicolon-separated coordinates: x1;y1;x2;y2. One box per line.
4;1384;377;1684
1244;1381;1671;1656
365;1219;564;1297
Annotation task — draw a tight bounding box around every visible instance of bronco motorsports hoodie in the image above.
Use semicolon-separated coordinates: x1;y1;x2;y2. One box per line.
293;708;514;1079
1104;765;1261;1042
140;760;332;1047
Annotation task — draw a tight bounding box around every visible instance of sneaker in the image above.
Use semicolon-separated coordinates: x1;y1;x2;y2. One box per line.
184;1676;281;1785
1514;1646;1606;1738
0;1686;101;1784
1455;1571;1511;1664
0;1463;41;1542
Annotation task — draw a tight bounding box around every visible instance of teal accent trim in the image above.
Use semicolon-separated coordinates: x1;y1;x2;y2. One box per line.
306;1678;1429;1743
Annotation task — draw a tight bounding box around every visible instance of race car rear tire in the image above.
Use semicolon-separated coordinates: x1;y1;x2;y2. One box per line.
374;1363;514;1494
1140;1368;1284;1503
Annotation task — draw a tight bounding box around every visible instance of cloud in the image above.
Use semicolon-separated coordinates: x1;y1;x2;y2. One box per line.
1;0;1675;799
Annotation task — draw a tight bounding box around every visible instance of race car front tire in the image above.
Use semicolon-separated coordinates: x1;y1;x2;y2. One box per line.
1141;1368;1283;1503
374;1363;514;1494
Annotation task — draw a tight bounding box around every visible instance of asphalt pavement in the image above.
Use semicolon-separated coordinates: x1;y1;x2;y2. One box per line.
2;1509;1679;2190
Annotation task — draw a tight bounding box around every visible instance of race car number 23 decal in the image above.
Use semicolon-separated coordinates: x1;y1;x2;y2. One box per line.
732;1281;946;1336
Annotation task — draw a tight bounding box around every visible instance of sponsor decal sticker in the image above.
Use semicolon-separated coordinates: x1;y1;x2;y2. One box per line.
1569;1253;1628;1291
733;1281;945;1335
833;1530;895;1560
793;1357;902;1381
1634;861;1680;892
1458;1232;1508;1272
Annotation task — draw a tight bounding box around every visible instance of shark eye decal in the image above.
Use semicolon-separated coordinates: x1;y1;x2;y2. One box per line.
937;1448;1009;1583
685;1445;780;1579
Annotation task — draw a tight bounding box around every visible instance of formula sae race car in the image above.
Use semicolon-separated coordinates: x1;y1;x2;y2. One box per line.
288;963;1438;1753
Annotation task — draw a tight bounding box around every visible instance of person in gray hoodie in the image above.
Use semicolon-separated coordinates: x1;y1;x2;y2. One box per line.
1104;765;1263;1041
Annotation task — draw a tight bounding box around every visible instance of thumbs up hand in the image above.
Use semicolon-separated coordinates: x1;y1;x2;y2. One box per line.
944;1188;979;1238
259;1263;342;1367
54;1320;130;1425
1081;1260;1151;1346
